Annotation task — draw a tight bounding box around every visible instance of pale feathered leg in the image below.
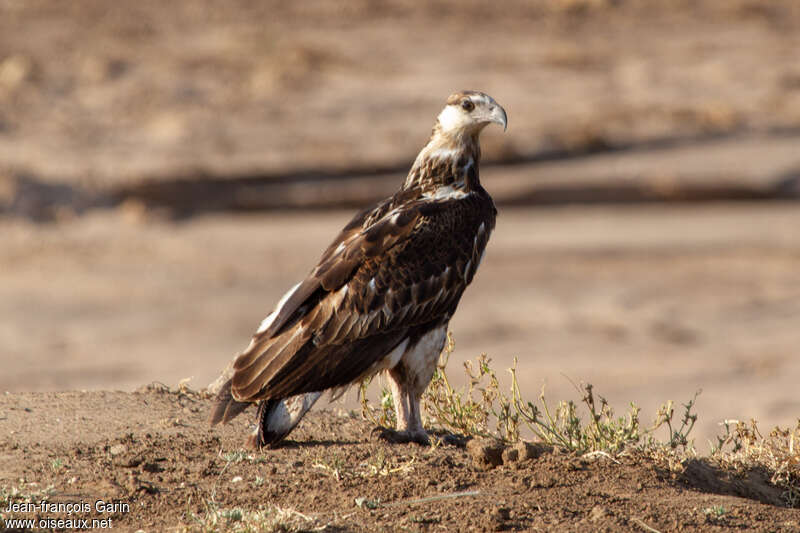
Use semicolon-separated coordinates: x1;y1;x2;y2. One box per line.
383;364;429;444
375;325;447;445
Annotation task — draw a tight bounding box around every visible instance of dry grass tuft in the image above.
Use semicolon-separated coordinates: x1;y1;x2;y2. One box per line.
312;449;415;482
183;503;321;533
710;419;800;507
1;483;57;524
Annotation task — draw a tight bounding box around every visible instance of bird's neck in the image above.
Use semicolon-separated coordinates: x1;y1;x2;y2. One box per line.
403;127;482;193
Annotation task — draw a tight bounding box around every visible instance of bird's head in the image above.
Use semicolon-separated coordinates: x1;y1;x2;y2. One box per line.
435;91;507;139
405;90;507;191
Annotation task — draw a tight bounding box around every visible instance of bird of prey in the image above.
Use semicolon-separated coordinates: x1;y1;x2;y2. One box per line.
210;90;507;448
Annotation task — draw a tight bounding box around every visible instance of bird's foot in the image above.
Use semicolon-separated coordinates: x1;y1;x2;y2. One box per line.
370;426;430;445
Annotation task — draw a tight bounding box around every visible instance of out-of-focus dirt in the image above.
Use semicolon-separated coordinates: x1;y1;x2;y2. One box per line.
1;388;798;532
1;0;800;189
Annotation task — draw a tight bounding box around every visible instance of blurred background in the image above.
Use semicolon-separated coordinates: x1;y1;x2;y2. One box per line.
1;0;799;448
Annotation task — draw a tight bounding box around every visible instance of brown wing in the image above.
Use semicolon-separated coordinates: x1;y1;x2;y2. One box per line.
254;187;420;341
229;190;496;403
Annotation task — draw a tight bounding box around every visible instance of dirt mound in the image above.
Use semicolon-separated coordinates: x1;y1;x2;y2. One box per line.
1;387;798;531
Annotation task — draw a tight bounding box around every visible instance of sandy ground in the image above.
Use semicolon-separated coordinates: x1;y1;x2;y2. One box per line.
3;203;799;449
1;388;798;531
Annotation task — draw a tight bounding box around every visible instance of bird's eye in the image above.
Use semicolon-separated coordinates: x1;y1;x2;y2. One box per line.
461;99;474;112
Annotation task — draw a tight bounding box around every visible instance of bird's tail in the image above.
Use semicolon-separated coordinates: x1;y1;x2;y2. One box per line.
247;392;322;449
208;378;250;426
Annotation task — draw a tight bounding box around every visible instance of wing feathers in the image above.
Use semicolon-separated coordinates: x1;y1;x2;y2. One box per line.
256;280;321;339
208;378;250;426
233;328;313;400
226;190;495;405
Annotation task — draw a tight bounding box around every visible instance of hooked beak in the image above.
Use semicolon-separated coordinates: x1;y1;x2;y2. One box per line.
487;104;508;132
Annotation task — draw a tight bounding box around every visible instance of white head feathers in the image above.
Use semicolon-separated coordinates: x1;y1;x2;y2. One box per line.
436;91;507;136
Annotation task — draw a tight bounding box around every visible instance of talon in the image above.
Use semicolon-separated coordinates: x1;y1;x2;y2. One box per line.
408;431;430;446
369;426;393;440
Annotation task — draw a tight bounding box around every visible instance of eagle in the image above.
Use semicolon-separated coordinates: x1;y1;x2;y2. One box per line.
210;91;507;448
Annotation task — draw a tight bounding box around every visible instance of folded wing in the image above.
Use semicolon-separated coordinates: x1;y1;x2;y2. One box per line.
225;191;492;406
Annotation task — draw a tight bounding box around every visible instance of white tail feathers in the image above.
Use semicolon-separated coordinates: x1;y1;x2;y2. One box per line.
247;392;322;448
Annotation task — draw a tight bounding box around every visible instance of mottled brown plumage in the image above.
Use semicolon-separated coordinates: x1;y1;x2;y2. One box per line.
210;91;507;448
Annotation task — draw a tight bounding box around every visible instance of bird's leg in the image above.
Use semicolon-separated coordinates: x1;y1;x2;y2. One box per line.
391;364;429;442
372;363;429;445
388;366;412;430
372;326;448;445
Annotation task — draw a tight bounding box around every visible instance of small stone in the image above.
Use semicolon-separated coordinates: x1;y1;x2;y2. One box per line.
109;444;127;456
467;438;505;470
590;505;608;522
502;447;519;463
514;440;552;461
